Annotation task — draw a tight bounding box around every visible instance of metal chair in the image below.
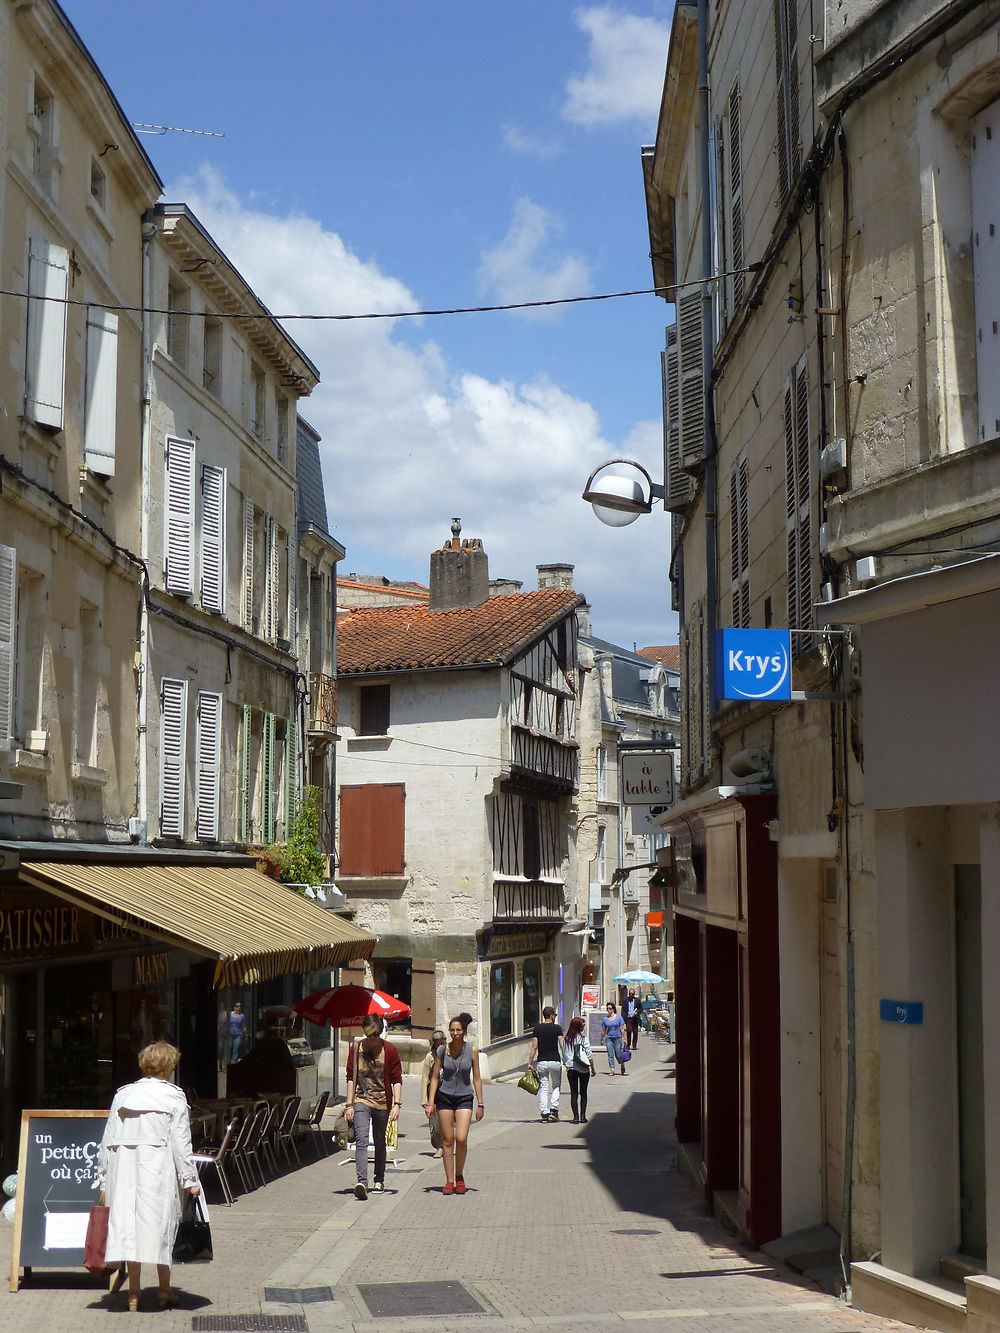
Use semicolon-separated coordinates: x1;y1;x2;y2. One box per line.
192;1119;238;1207
294;1090;331;1159
258;1100;283;1177
275;1095;302;1166
241;1102;271;1189
227;1105;262;1194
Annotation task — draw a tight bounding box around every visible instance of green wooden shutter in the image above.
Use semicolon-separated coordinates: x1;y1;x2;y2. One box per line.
262;711;276;843
284;711;297;836
240;703;252;843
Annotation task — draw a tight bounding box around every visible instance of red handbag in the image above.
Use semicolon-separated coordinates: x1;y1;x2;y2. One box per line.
83;1195;110;1275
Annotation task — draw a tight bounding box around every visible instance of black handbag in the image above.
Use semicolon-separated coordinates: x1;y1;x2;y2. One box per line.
172;1194;213;1263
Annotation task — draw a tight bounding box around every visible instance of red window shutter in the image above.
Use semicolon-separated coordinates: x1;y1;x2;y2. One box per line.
339;783;405;876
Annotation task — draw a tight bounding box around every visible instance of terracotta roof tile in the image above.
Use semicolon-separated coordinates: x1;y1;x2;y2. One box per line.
337;589;584;674
638;644;680;670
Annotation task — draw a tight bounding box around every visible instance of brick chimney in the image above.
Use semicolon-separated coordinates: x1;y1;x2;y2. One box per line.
536;563;574;591
429;519;490;611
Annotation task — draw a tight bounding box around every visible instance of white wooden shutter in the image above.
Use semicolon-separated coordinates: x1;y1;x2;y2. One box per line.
261;711;276;842
265;517;279;642
164;437;196;596
729;82;745;306
239;703;253;842
663;325;692;510
160;677;188;837
774;0;799;202
200;464;226;614
0;545;17;751
678;289;705;471
25;238;68;429
195;690;222;841
730;452;750;628
84;309;119;475
242;498;255;630
785;360;813;650
971;99;1000;441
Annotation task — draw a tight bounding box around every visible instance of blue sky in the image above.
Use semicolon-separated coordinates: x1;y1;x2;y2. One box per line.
71;1;677;648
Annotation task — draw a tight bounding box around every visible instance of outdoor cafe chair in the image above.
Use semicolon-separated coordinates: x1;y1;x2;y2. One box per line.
294;1089;331;1159
192;1118;238;1207
240;1102;271;1190
275;1095;302;1167
258;1099;283;1177
227;1104;262;1194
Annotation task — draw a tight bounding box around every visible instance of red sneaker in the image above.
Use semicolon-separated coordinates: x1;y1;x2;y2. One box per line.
442;1182;455;1195
455;1176;466;1194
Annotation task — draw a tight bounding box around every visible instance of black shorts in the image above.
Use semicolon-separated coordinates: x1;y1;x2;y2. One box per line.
435;1091;474;1112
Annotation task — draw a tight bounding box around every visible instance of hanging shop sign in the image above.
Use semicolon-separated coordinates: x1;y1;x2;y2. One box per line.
477;927;553;961
620;754;675;807
717;628;791;702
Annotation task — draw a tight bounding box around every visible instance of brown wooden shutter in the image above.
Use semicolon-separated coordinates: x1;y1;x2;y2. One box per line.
409;958;437;1039
339;783;405;876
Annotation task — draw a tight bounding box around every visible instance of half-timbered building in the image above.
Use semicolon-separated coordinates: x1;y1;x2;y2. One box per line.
335;532;585;1072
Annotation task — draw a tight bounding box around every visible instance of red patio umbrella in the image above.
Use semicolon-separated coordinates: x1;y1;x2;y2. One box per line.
293;984;411;1028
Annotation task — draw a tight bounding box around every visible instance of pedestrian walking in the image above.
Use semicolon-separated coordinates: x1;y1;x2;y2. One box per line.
97;1041;201;1312
527;1005;564;1121
601;1001;627;1074
344;1014;403;1200
419;1028;447;1156
425;1016;484;1195
622;987;642;1050
561;1016;596;1122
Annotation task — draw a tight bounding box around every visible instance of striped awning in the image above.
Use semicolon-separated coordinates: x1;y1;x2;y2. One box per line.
19;861;377;987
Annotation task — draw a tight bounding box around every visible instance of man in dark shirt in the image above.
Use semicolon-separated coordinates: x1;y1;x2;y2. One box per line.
527;1006;564;1122
622;988;641;1050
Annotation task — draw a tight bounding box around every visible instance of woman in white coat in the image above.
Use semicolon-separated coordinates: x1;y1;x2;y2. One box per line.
98;1041;200;1312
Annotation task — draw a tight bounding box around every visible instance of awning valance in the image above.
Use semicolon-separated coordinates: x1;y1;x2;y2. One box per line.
19;861;377;987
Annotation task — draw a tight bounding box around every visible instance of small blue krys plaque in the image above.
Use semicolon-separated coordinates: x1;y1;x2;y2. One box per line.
879;999;923;1025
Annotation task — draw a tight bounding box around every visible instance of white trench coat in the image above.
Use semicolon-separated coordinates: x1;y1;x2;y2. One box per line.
97;1077;198;1265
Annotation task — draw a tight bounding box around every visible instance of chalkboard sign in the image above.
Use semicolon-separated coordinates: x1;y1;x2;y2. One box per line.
9;1110;107;1291
587;1009;606;1050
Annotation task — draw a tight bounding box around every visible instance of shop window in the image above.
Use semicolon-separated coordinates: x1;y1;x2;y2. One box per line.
359;683;390;735
522;957;542;1030
374;958;413;1020
490;962;513;1041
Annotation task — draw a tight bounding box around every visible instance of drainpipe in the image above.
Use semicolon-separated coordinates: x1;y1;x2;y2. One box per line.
136;215;156;840
698;0;719;733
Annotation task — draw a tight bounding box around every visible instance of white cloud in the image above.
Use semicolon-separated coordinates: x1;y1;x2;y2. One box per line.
477;198;591;314
165;167;674;648
501;122;560;158
563;7;670;129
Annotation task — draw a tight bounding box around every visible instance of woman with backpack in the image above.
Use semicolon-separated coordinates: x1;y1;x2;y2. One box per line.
561;1016;596;1123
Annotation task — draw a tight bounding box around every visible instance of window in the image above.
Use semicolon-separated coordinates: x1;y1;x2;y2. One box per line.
597;825;608;884
166;278;189;367
972;99;1000;441
160;678;188;837
522;957;542;1030
199;464;226;614
784;359;813;651
84;309;118;476
490;962;514;1041
89;159;106;210
0;545;16;751
774;0;800;201
203;317;222;396
523;803;541;879
275;395;288;464
77;604;99;766
250;363;265;438
338;783;405;876
25;239;69;430
374;959;413;1012
730;451;750;627
359;684;390;735
164;436;196;596
30;76;56;191
195;691;222;841
597;746;608;801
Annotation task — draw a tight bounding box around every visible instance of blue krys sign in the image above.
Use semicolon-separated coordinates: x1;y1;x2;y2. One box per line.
880;1000;923;1025
717;629;792;702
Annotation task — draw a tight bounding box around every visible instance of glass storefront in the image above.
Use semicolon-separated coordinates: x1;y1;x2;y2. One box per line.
522;957;542;1029
490;962;514;1041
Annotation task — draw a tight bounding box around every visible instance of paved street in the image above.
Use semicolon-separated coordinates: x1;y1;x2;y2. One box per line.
0;1040;921;1332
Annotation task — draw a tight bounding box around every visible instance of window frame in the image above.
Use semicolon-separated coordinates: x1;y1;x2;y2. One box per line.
359;683;391;736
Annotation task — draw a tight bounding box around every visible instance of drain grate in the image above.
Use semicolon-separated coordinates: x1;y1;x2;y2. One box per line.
612;1228;660;1236
263;1288;334;1305
192;1318;307;1332
357;1280;486;1318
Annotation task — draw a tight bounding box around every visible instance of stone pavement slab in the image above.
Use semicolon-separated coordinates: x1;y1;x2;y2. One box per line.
0;1042;927;1332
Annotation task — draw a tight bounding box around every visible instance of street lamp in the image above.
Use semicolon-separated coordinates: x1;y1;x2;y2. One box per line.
582;459;664;527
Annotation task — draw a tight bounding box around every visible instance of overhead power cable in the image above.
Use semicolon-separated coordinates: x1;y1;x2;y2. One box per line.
0;263;760;324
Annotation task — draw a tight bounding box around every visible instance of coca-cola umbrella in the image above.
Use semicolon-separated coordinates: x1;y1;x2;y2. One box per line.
293;984;411;1028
